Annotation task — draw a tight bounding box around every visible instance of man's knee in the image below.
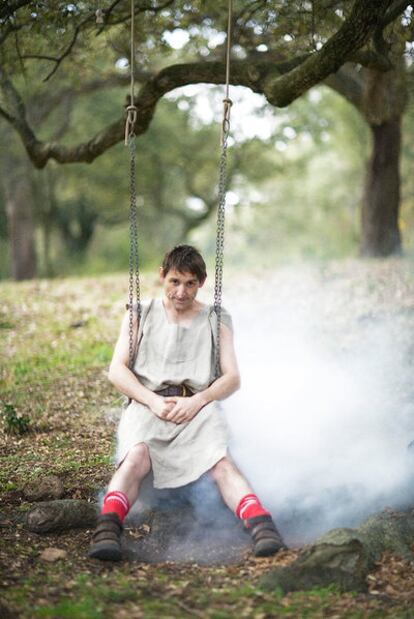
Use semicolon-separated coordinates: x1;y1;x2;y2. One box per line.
210;456;234;482
123;442;151;476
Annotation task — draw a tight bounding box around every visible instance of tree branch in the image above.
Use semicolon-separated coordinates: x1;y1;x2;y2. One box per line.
22;37;85;82
42;13;93;82
29;73;135;125
0;66;27;119
349;49;393;71
381;0;412;28
17;0;177;80
370;0;412;58
101;0;176;29
0;0;398;168
0;0;32;20
0;22;24;47
261;0;394;107
0;104;15;123
324;64;364;109
2;58;285;168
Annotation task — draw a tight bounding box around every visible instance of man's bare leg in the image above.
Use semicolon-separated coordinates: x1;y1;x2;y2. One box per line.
210;455;253;512
89;442;151;561
108;442;151;507
210;455;286;556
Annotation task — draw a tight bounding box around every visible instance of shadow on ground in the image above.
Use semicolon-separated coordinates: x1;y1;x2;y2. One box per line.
123;475;251;565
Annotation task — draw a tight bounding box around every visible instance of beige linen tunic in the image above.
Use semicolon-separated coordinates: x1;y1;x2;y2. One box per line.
115;299;232;489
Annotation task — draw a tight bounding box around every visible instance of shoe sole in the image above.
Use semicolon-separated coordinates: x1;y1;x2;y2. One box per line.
254;539;284;557
88;544;122;561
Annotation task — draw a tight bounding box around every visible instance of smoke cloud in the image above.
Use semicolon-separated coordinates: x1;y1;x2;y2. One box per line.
223;263;414;545
115;262;414;560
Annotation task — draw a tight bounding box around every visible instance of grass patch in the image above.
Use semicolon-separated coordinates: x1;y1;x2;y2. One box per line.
0;320;14;329
34;597;104;619
8;342;112;386
2;270;414;619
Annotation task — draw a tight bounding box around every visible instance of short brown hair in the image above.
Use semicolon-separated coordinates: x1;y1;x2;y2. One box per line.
162;245;207;282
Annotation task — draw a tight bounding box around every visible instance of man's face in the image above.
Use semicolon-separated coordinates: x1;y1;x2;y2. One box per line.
160;268;205;311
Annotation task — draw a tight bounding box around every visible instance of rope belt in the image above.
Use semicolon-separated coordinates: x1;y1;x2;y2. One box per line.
155;385;193;398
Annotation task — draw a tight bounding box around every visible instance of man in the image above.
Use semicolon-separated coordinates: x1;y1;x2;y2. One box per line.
89;245;286;561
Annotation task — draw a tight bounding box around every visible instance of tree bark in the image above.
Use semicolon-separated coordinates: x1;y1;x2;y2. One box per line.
361;118;402;256
328;60;407;257
2;152;37;280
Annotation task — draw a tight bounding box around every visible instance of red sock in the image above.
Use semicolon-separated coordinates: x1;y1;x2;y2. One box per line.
101;491;130;522
236;493;270;521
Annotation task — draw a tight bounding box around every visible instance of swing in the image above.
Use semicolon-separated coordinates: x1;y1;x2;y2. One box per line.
124;0;233;377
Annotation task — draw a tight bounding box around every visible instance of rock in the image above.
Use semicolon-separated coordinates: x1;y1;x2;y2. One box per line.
260;510;414;594
23;475;65;501
357;510;414;561
40;547;67;562
25;499;97;533
261;529;371;593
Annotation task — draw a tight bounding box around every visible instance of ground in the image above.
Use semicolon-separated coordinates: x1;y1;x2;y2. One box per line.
1;260;414;618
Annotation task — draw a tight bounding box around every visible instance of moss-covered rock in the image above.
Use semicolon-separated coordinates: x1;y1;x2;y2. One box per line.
261;510;414;593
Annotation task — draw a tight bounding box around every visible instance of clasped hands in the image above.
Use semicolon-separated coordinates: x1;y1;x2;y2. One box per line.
149;392;206;424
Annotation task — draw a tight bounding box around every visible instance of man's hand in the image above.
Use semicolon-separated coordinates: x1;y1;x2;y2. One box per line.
148;394;175;420
163;393;206;424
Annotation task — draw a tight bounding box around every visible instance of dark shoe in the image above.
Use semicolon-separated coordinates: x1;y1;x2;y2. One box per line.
246;515;287;557
88;513;123;561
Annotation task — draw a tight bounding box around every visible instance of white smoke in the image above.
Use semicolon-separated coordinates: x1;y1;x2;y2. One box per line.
222;264;414;545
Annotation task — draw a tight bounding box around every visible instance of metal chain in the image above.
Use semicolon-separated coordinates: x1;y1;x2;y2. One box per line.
213;0;233;378
126;0;140;371
128;133;141;370
214;137;229;377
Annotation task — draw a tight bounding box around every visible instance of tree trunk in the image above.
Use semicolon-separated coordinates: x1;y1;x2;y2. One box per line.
35;167;57;277
2;154;37;280
361;118;402;256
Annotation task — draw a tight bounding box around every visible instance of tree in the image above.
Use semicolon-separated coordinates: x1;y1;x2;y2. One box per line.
0;125;37;279
0;0;411;275
0;1;398;165
325;11;410;256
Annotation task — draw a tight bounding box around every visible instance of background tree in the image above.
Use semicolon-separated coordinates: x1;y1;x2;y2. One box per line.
0;125;37;280
0;0;412;279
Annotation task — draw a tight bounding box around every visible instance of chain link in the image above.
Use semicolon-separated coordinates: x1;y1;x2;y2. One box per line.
213;0;233;378
128;133;141;370
213;125;229;378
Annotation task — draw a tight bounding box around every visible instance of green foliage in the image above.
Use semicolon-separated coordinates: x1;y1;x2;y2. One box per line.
34;597;103;619
194;86;370;266
1;1;413;278
1;402;31;435
22;91;282;276
0;1;348;80
32;81;376;276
